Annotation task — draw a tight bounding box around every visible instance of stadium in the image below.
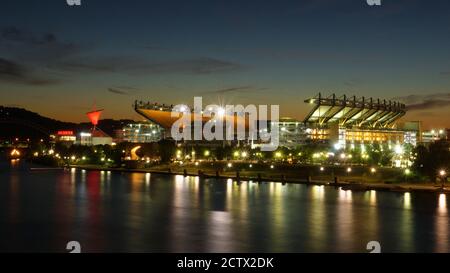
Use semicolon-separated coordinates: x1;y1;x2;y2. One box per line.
134;93;415;147
302;93;413;147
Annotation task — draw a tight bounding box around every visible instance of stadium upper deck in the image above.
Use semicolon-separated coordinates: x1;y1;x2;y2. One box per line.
303;93;406;129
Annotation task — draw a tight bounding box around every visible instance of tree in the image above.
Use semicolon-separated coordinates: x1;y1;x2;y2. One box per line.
215;145;232;160
158;139;176;163
366;143;382;166
413;140;450;182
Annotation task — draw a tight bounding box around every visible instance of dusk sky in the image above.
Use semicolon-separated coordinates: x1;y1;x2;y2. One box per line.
1;0;450;128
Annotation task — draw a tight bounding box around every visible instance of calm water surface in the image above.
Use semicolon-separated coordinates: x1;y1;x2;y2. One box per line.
0;160;449;253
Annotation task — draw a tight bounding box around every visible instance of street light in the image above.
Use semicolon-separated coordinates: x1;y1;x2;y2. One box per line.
404;168;411;182
439;169;447;189
334;142;342;150
395;144;404;155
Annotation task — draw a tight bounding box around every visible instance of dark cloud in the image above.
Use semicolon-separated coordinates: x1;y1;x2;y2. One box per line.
107;88;130;95
56;57;243;75
57;60;115;73
1;27;242;78
393;93;450;111
393;93;450;104
0;57;58;86
1;26;56;46
0;26;82;85
161;58;242;74
203;86;254;95
0;26;81;63
406;100;450;111
0;27;243;91
116;86;139;91
343;79;362;87
199;86;270;98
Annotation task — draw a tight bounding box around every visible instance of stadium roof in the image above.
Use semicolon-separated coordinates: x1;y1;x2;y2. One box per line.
303;93;406;128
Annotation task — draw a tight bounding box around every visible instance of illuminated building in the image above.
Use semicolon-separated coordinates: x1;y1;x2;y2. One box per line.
134;101;257;142
120;122;163;143
79;132;93;146
134;93;418;148
55;130;77;145
403;131;417;146
276;118;308;147
421;129;447;144
78;131;112;146
303;93;415;147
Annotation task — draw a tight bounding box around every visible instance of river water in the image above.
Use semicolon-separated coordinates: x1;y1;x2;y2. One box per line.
0;160;449;253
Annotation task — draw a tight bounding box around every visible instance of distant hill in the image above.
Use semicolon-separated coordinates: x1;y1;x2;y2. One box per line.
0;106;135;139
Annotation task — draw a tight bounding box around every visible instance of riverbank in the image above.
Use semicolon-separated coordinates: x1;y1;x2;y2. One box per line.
68;163;450;194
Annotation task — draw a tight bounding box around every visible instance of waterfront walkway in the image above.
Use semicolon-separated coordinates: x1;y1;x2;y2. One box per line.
69;164;449;194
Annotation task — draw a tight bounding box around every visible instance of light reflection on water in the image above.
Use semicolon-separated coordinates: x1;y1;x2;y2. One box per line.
336;188;354;252
404;192;411;209
0;163;449;253
435;194;448;253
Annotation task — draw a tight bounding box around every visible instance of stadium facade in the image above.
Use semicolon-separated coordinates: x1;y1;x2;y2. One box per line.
134;93;417;148
302;93;414;148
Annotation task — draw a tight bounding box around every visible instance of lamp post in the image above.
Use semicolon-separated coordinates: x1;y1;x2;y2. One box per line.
439;170;447;190
404;168;411;183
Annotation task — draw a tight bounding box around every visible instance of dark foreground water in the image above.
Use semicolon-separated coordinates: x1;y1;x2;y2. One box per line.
0;160;449;253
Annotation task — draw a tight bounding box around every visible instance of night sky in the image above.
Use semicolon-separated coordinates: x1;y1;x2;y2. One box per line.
1;0;450;128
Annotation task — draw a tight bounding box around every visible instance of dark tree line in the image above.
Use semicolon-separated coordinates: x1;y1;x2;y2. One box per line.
413;140;450;182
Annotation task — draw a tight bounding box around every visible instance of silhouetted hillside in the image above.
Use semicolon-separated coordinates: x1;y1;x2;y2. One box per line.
0;106;135;139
